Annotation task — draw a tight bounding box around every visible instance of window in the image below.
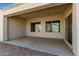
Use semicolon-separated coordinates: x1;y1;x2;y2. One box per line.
35;22;41;32
52;21;60;32
46;20;60;32
31;23;35;32
31;22;41;32
46;21;52;32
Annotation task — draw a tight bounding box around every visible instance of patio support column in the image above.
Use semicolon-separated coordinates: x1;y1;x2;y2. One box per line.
3;16;8;41
72;3;79;56
0;13;4;41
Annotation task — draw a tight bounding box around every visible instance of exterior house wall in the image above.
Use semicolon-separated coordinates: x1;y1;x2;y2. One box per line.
72;3;79;56
26;14;65;39
8;17;26;39
0;3;78;55
0;15;4;41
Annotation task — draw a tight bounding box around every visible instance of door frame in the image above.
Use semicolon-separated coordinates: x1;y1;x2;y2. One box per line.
65;13;72;49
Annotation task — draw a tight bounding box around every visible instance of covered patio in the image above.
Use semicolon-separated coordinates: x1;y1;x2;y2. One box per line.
3;3;73;56
4;36;73;56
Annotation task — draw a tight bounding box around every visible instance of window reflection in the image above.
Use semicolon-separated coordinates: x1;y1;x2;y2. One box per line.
46;20;60;32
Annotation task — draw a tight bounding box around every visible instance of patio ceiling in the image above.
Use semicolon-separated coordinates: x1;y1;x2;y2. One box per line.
14;4;71;19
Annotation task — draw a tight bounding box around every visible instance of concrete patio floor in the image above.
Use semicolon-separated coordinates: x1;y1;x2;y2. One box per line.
0;42;55;56
4;36;74;56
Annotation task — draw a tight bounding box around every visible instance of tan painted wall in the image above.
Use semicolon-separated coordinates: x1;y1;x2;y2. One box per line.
26;14;65;39
8;17;26;39
8;14;65;39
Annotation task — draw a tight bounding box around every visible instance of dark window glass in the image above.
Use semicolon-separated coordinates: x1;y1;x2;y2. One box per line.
31;22;41;32
46;21;52;32
31;23;35;32
46;20;60;32
52;21;60;32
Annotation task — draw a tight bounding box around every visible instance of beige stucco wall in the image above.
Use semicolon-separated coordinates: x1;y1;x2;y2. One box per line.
72;3;79;56
26;14;65;39
8;17;26;39
0;15;4;41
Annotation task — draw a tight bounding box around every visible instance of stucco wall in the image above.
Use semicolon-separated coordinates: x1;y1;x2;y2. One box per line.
7;14;65;39
72;3;79;56
8;17;26;39
26;14;65;39
0;15;4;41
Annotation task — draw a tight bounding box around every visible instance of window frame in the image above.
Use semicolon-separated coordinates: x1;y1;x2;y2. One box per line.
31;22;41;32
45;20;60;32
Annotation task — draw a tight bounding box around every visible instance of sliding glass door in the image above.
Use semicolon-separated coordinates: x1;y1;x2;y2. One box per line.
65;14;72;45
